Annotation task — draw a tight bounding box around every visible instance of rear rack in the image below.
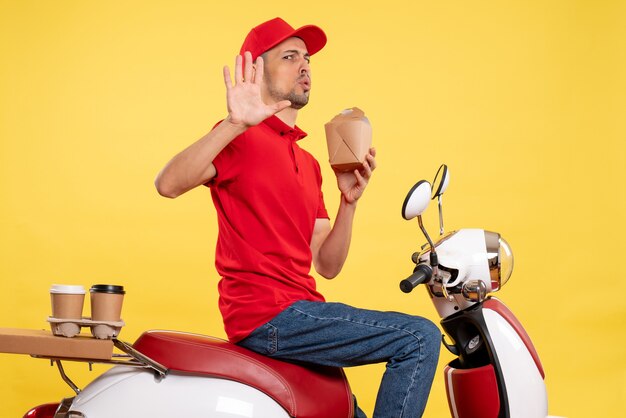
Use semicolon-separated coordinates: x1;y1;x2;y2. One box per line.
32;338;168;394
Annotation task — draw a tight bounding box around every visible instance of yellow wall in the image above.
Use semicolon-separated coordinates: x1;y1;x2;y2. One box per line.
1;1;624;416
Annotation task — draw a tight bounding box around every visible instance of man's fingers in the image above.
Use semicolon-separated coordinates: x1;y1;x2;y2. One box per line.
234;55;243;84
354;169;367;188
243;51;253;83
366;153;377;172
223;66;232;89
273;100;292;113
254;55;264;84
361;160;373;179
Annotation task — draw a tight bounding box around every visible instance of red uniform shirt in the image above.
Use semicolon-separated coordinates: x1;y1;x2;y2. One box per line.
208;115;329;342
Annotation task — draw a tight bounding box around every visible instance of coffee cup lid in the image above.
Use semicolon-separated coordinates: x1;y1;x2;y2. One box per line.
90;284;125;294
50;284;86;295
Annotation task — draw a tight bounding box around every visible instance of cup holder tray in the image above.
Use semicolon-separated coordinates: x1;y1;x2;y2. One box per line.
47;317;125;339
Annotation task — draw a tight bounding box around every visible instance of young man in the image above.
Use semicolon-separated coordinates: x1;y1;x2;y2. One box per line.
155;17;440;418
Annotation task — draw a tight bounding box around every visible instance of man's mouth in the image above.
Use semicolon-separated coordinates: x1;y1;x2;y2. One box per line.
298;76;311;90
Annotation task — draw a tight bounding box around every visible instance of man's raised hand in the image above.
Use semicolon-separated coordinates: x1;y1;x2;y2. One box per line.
223;51;291;129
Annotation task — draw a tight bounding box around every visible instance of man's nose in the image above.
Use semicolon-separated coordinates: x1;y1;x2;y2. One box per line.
300;60;310;74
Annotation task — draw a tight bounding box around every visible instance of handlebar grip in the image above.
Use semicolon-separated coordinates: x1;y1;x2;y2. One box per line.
400;263;433;293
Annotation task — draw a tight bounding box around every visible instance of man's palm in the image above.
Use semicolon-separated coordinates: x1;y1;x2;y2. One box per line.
223;52;290;128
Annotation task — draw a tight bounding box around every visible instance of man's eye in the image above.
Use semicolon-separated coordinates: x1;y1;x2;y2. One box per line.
283;55;294;60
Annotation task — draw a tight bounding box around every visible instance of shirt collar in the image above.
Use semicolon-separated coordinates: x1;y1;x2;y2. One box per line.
263;115;308;141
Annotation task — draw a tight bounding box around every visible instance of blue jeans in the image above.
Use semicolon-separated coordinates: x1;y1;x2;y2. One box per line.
237;300;441;418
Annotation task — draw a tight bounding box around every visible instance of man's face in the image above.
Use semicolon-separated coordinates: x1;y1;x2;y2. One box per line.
261;37;311;109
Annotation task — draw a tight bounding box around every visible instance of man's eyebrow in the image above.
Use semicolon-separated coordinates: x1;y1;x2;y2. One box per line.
282;49;310;57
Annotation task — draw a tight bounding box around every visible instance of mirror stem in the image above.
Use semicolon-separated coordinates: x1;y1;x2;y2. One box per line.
417;215;440;280
437;195;444;235
418;215;436;251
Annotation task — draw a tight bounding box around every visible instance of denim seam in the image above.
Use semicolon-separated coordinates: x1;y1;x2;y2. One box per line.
267;323;278;354
399;335;424;417
288;305;426;342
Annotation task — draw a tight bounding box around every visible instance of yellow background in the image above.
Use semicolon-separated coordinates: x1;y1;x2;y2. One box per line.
1;1;624;416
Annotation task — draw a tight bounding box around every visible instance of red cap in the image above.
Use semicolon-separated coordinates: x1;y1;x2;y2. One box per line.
240;17;327;60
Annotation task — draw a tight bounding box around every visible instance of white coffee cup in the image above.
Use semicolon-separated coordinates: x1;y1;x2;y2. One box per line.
50;284;86;320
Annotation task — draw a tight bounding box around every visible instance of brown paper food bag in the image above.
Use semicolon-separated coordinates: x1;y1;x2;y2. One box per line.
325;107;372;172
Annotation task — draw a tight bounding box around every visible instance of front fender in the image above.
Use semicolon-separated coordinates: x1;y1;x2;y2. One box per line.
23;403;59;418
